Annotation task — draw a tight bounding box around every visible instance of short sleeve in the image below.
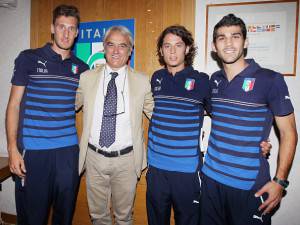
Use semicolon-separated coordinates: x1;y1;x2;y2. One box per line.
11;52;30;86
267;73;294;116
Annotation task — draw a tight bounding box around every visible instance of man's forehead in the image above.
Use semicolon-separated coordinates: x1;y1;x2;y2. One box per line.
216;25;242;34
163;34;184;44
55;15;77;24
106;31;129;43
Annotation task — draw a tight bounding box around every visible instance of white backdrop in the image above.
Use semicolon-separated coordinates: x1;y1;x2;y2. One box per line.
195;1;300;225
0;0;31;214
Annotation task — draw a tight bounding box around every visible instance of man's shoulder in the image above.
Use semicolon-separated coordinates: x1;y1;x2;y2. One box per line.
210;70;222;80
16;48;41;61
80;64;103;78
189;69;209;81
128;67;149;81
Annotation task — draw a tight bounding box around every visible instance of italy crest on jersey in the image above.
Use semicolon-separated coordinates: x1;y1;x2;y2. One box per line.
242;78;255;92
185;78;195;91
72;64;79;74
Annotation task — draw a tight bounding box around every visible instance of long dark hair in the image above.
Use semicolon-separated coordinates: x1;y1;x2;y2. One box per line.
157;25;197;67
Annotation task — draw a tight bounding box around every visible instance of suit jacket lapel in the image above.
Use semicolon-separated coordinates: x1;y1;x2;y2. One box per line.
127;67;136;130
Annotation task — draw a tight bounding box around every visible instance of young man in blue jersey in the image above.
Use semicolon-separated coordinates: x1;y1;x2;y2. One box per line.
6;4;89;225
201;14;298;225
146;25;211;225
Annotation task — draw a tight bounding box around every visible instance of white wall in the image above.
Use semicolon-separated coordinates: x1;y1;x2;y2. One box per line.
195;1;300;225
0;0;31;214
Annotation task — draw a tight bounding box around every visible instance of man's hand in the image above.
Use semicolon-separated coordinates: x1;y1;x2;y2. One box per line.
260;140;272;157
255;181;283;215
8;148;26;178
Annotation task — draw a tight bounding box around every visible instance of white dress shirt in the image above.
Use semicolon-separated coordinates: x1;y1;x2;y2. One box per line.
89;64;133;151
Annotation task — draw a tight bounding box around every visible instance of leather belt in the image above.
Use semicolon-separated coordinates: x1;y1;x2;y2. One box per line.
88;143;133;157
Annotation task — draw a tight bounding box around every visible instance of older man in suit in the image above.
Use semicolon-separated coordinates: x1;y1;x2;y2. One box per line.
76;26;153;225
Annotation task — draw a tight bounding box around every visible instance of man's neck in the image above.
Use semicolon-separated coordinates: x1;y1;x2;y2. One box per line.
167;64;185;76
223;59;248;82
51;44;71;60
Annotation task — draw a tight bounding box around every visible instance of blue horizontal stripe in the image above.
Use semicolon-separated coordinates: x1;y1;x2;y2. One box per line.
149;131;198;147
211;129;261;141
23;127;76;137
214;112;265;121
213;104;268;112
152;126;199;137
25;109;74;117
148;139;198;156
212;120;263;131
148;149;198;172
156;106;198;113
209;136;259;153
26;101;74;109
23;135;78;150
27;93;75;100
207;146;259;167
152;119;199;128
202;165;254;190
155;112;199;120
32;80;78;87
156;100;194;107
205;155;258;179
24;119;75;128
27;85;75;93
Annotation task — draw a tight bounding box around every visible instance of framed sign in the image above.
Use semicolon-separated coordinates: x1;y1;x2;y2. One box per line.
205;0;299;76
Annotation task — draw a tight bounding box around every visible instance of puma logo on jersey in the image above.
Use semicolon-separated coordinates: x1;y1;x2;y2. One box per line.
156;78;163;85
214;79;221;87
38;60;47;67
253;215;263;223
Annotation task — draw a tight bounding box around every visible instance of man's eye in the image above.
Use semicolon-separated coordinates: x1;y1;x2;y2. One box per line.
69;27;76;32
119;44;128;48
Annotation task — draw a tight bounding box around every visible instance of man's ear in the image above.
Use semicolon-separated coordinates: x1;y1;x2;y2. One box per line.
185;46;190;55
244;38;249;49
51;24;55;34
211;41;217;52
160;48;163;56
128;48;132;56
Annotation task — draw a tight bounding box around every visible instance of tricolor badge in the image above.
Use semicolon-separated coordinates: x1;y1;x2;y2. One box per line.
185;78;195;91
242;78;255;92
72;64;79;74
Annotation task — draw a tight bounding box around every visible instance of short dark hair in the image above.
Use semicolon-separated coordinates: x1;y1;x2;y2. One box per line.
157;25;196;67
52;4;80;26
213;14;247;43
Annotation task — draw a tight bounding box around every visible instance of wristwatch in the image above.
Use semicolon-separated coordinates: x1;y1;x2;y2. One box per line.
273;176;289;189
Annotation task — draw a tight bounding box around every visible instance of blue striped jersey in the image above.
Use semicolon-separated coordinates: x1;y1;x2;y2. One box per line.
148;66;211;173
202;59;294;190
12;43;89;150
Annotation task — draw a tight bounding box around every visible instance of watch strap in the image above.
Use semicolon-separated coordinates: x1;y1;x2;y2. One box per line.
273;176;289;189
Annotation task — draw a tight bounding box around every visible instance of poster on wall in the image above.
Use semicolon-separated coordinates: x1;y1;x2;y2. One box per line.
74;18;135;69
205;1;298;76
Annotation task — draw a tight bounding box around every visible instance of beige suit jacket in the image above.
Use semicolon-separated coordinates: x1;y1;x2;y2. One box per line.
76;64;153;177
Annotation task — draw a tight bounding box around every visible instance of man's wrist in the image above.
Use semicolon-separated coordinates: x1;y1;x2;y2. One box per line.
273;176;289;189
